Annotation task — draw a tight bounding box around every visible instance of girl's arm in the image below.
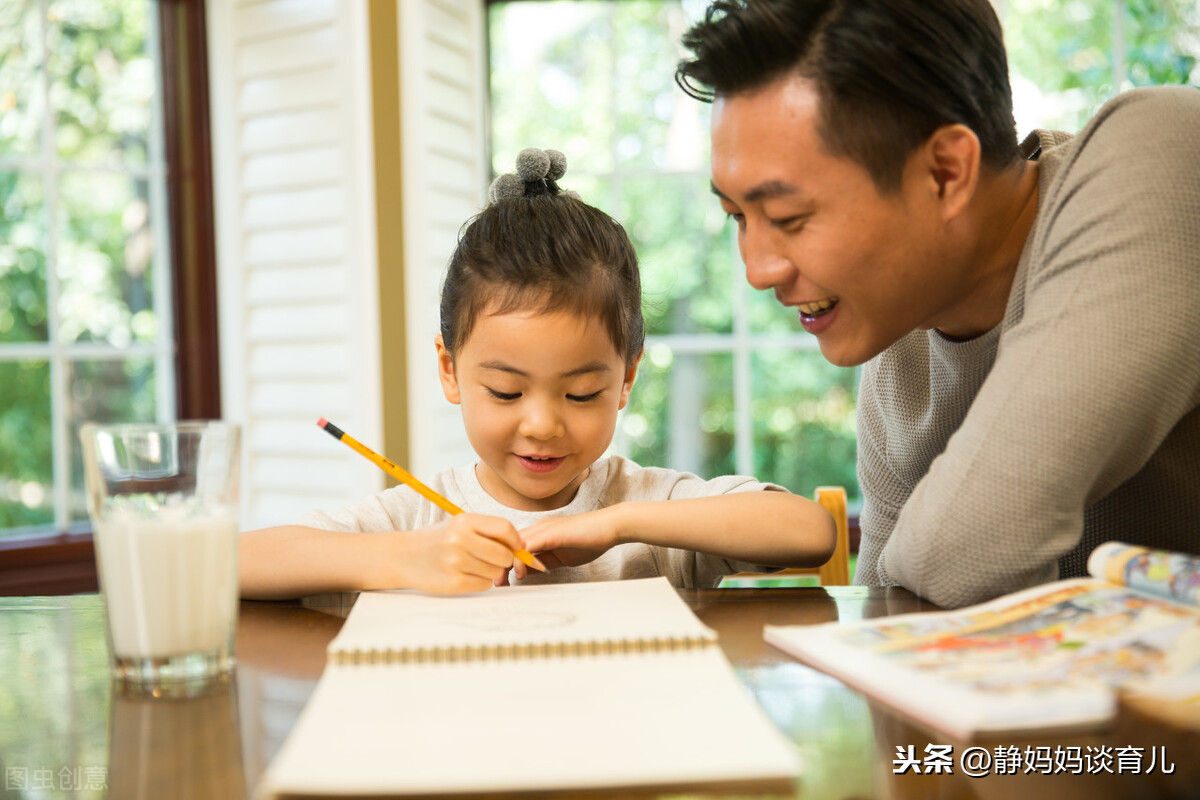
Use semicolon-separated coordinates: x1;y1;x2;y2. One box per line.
517;491;836;574
239;514;526;600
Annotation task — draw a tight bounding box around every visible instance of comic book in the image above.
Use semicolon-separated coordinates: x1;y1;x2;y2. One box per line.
765;542;1200;740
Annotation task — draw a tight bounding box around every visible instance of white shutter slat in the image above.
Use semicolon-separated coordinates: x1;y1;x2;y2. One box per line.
249;381;352;416
211;0;486;527
250;455;357;493
424;114;473;158
425;151;475;195
426;37;472;87
235;0;337;41
249;419;340;455
400;0;485;477
240;71;339;116
243;187;346;228
423;188;477;233
243;148;341;191
246;266;346;304
248;342;350;379
252;491;351;524
237;28;337;78
424;0;468;32
423;228;460;266
244;225;344;266
242;110;340;154
246;305;346;342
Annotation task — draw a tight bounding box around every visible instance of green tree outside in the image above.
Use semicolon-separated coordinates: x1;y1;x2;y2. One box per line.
488;0;1198;512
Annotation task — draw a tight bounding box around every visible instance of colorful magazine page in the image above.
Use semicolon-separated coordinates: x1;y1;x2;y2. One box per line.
766;543;1200;740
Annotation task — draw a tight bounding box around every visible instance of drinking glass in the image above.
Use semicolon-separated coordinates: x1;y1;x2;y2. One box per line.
80;421;241;689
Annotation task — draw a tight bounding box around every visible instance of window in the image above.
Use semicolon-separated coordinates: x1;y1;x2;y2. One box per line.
488;0;859;504
1002;0;1199;132
487;0;1198;509
0;0;216;589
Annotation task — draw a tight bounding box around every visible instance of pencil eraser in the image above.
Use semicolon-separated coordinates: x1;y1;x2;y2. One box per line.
317;417;328;428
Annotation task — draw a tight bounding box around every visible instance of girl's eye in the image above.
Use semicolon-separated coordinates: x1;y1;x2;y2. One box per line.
487;388;520;401
567;391;602;403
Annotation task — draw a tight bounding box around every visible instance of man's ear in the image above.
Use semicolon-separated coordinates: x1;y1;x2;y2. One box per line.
617;350;642;410
435;335;461;405
922;123;980;222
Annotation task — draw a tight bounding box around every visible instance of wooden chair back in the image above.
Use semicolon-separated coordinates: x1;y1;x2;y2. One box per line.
724;485;851;586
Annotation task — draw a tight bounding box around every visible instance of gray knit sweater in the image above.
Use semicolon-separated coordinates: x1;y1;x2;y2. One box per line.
854;86;1200;609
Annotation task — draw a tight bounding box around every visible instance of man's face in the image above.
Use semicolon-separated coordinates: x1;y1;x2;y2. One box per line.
710;74;964;366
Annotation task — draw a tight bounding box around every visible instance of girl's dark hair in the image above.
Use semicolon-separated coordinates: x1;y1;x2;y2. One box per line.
676;0;1020;192
439;190;645;366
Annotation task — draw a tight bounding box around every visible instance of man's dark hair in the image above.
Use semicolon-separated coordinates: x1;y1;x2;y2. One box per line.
677;0;1021;191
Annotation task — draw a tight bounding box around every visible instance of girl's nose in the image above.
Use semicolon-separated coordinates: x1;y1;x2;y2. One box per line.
518;401;566;441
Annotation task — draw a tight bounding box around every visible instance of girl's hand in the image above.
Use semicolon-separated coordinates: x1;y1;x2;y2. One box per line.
386;513;525;594
512;508;621;579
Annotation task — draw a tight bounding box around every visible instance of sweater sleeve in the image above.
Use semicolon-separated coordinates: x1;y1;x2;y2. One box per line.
880;87;1200;608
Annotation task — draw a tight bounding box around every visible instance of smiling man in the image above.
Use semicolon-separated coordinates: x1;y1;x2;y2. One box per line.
678;0;1200;608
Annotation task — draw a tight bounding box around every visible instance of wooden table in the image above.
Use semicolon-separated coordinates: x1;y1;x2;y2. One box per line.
2;588;1196;799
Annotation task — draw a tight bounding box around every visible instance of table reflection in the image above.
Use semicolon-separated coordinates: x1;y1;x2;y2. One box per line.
3;588;1197;800
108;676;244;799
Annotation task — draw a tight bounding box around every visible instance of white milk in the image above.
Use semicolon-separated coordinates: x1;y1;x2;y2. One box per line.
93;514;239;659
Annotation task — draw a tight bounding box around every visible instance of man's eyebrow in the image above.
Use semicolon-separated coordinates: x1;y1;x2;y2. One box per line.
478;360;612;378
710;179;803;204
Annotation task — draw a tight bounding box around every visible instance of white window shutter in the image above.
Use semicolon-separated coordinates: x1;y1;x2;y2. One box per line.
207;0;385;529
397;0;488;478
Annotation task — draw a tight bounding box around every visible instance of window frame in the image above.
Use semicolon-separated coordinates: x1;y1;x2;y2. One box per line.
0;0;220;596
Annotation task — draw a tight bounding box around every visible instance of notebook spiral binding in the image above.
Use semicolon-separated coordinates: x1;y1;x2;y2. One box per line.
332;635;716;666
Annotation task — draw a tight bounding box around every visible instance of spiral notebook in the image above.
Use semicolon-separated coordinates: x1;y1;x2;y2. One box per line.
258;577;797;798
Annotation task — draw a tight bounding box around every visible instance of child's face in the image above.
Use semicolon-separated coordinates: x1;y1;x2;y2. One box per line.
436;307;638;512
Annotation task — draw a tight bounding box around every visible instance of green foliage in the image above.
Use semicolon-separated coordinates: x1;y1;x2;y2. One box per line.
491;0;861;498
618;175;734;336
751;349;858;501
0;0;165;536
57;172;158;347
49;0;155;165
489;0;1198;513
0;361;54;528
0;171;49;342
622;350;737;479
1005;0;1199;130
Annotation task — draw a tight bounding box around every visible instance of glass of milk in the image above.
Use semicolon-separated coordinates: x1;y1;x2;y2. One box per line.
80;421;241;690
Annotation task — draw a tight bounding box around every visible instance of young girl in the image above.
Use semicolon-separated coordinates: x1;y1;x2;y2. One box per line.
240;148;835;600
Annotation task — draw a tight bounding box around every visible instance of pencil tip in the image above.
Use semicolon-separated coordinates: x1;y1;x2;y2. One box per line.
529;555;548;573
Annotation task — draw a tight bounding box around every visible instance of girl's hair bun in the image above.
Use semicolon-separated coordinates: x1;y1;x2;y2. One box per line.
488;173;526;204
545;149;567;181
515;147;551;182
488;147;570;204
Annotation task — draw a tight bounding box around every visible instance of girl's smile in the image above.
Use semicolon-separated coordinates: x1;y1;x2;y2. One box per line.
437;306;639;512
517;455;566;473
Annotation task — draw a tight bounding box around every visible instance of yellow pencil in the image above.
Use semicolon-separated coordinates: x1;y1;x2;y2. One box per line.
317;418;546;572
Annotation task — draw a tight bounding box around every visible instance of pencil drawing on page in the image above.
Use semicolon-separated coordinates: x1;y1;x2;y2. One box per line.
436;608;578;632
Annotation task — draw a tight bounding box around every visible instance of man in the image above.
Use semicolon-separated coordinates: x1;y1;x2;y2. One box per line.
677;0;1200;608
